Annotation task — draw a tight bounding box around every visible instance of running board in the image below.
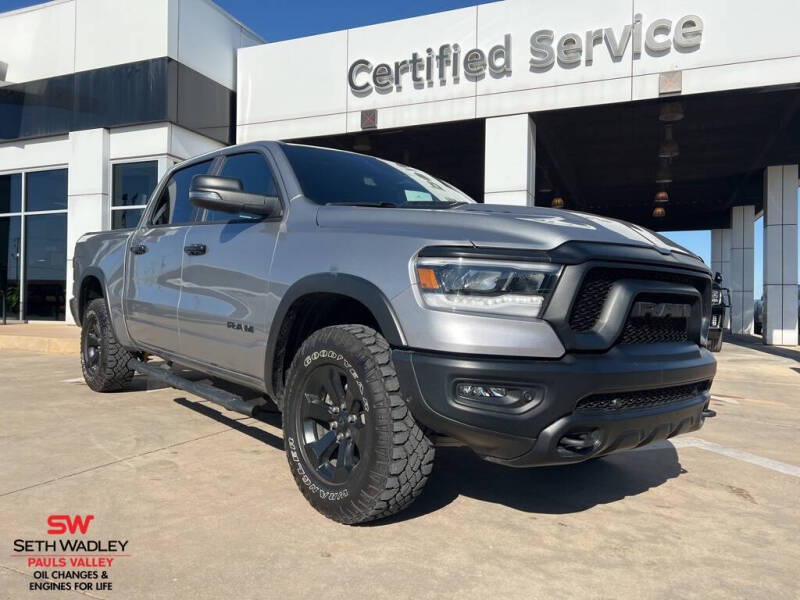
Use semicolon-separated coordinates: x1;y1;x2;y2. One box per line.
128;358;267;417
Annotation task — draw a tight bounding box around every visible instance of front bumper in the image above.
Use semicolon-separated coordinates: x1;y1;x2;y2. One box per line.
393;342;716;467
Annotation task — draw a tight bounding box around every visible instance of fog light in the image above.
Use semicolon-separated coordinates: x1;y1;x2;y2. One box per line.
454;382;542;413
456;384;508;399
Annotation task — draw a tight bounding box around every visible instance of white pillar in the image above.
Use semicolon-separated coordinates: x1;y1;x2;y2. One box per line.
66;129;110;324
763;165;799;346
729;205;755;334
484;114;535;206
710;228;731;329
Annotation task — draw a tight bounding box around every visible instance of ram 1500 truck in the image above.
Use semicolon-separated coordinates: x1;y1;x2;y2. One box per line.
71;141;717;524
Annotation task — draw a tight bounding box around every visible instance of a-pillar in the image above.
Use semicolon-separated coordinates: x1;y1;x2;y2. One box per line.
66;129;110;325
762;165;798;346
729;205;755;335
484;114;535;206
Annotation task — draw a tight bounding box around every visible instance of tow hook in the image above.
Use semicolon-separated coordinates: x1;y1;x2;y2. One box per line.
702;408;717;418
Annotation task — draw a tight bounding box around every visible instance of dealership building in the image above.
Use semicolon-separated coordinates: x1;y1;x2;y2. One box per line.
1;0;798;345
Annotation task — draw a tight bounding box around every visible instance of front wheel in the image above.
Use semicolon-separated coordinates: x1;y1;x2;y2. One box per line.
283;325;434;524
81;298;135;392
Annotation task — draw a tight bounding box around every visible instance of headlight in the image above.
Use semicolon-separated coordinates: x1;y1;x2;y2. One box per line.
711;289;721;305
414;258;561;318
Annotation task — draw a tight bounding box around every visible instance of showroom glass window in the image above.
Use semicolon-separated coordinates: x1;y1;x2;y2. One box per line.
0;173;23;319
24;169;68;320
0;169;67;321
112;161;158;230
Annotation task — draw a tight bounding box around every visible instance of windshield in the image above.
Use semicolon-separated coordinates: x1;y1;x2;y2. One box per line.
281;144;475;207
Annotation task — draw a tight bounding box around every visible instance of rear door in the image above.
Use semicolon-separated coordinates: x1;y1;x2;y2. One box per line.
177;151;283;378
123;159;213;352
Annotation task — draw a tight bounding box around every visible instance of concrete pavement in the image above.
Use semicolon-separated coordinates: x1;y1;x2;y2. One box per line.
0;338;798;599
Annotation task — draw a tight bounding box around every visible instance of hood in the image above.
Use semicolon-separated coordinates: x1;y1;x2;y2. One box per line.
316;203;701;260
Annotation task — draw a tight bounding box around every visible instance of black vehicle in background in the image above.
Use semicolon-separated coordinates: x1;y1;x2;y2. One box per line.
708;272;730;352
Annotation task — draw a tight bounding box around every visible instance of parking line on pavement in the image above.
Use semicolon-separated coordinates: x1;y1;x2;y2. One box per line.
638;437;800;478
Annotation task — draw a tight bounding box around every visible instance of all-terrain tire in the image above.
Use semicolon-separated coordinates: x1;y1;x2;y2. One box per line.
283;325;435;524
81;298;135;392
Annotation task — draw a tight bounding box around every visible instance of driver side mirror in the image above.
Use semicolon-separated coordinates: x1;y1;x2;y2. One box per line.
714;272;723;284
189;175;282;218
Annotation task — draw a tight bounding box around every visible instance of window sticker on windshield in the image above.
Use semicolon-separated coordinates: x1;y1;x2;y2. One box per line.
404;190;433;202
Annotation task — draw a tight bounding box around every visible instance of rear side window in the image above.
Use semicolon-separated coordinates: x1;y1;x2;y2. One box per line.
203;152;279;223
149;160;213;226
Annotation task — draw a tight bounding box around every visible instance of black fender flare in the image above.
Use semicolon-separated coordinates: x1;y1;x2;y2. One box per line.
76;267;110;325
264;273;407;396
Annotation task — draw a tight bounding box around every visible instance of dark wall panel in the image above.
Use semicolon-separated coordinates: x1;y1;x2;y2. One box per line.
0;58;234;145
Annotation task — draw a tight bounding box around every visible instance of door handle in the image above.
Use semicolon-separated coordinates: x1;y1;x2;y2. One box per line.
184;243;207;256
130;244;147;255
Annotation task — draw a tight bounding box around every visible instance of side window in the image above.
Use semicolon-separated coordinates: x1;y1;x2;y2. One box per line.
149;160;213;226
203;152;279;223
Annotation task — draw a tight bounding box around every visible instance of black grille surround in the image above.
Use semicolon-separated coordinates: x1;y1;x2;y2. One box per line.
569;267;703;332
561;265;709;347
576;381;711;414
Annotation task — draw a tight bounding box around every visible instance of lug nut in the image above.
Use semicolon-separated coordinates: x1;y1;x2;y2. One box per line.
336;433;344;441
330;421;338;429
345;430;352;438
348;415;357;423
331;406;340;414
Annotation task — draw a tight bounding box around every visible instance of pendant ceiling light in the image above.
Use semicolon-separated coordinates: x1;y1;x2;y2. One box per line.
659;102;684;122
551;196;565;209
658;125;679;159
654;190;669;204
353;135;372;152
655;158;673;184
652;206;666;218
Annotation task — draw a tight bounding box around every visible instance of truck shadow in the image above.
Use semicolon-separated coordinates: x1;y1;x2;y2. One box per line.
173;397;284;451
170;392;684;523
372;445;685;524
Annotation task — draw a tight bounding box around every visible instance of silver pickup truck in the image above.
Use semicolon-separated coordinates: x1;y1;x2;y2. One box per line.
71;141;717;524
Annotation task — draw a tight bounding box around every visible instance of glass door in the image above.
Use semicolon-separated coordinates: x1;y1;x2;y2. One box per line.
0;168;68;322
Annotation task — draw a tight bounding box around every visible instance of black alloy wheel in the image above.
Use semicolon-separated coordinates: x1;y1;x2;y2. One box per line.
297;364;371;485
82;312;103;377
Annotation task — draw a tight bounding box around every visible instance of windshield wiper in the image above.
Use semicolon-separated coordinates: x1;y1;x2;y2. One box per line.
397;201;471;209
326;202;398;208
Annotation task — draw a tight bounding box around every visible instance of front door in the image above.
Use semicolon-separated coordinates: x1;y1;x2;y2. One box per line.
177;151;282;378
123;159;213;352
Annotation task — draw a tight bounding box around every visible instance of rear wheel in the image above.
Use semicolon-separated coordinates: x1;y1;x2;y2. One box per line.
81;298;135;392
283;325;434;524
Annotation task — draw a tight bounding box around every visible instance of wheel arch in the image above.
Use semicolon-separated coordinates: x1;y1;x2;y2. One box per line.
77;268;109;326
265;273;406;401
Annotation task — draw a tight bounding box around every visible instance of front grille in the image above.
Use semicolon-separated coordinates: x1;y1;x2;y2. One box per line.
569;267;703;332
576;381;710;414
569;273;614;331
619;316;689;344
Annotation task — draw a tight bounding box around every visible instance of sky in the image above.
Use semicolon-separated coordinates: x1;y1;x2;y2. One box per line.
1;0;798;292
